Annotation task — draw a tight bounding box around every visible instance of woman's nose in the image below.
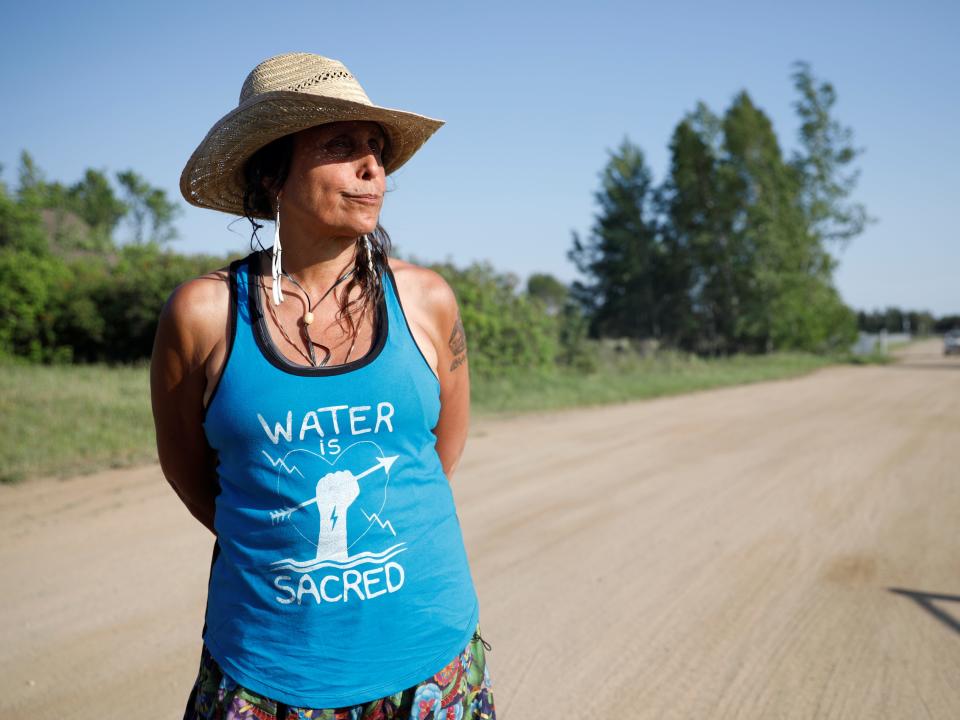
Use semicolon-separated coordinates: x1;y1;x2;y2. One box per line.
356;149;383;180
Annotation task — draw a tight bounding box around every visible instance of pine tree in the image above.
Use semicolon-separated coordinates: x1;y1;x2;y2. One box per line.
661;103;731;354
567;137;663;340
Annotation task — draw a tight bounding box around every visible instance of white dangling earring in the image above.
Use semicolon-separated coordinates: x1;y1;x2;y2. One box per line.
272;198;284;306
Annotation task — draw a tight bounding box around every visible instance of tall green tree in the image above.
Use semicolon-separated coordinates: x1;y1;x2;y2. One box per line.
0;168;49;255
11;152;125;252
65;168;127;250
15;150;50;210
116;169;181;245
568;137;664;339
789;61;871;250
721;90;857;353
720;90;810;352
661;103;728;353
660;88;857;355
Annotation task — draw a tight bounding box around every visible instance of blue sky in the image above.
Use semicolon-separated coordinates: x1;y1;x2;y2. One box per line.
2;0;957;316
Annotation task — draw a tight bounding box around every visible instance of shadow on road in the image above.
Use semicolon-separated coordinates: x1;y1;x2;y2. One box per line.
889;587;960;634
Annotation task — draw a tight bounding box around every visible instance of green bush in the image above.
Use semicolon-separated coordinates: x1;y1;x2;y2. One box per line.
0;247;74;362
94;243;232;362
429;259;559;378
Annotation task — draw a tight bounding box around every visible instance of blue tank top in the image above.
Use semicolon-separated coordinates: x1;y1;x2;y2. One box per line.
200;250;480;708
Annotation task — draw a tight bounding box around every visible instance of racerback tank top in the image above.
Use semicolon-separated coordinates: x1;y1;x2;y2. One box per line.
199;249;481;708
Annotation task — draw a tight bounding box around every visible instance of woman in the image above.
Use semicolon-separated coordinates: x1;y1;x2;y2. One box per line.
151;52;495;720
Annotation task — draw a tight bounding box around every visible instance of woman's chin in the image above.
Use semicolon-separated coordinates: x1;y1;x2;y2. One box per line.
319;223;379;242
351;220;381;237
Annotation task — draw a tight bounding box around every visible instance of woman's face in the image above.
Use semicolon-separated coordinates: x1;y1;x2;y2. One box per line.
279;120;388;239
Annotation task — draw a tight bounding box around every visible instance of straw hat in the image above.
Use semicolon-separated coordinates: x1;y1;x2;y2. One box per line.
179;52;445;220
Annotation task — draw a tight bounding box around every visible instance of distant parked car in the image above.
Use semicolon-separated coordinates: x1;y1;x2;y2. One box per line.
945;329;960;356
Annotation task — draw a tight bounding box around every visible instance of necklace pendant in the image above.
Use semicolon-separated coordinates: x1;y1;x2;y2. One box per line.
303;311;314;325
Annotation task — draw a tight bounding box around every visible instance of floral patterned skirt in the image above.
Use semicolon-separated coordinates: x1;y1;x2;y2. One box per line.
182;623;496;720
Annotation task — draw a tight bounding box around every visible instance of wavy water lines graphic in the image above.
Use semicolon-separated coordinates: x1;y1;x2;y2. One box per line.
269;542;408;574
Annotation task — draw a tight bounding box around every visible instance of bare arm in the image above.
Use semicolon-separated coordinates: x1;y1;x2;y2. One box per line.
427;276;471;481
149;272;229;536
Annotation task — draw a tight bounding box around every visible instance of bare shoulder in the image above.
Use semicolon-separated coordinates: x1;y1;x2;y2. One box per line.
157;263;233;364
386;256;459;327
386;256;464;376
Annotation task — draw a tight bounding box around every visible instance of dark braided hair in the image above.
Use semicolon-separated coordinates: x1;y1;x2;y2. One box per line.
239;128;393;347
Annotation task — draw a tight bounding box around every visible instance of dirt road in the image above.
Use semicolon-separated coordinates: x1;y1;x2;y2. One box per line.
2;338;958;718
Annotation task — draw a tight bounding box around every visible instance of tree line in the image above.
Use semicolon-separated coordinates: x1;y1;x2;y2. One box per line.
856;307;957;336
0;158;569;373
1;60;953;370
568;61;875;355
0;155;220;363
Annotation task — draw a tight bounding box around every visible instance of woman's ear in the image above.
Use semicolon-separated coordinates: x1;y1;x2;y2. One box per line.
262;179;282;211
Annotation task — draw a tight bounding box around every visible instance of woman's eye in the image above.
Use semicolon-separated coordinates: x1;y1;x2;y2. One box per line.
327;137;353;154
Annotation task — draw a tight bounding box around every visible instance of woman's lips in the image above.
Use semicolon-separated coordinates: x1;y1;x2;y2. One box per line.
343;193;381;205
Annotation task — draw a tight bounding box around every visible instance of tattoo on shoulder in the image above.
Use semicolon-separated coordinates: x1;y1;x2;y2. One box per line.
448;313;467;372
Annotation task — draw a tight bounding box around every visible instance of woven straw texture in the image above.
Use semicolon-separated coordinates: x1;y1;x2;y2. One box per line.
180;53;444;220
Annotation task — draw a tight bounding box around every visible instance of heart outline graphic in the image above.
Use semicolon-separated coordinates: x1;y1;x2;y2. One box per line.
265;440;396;553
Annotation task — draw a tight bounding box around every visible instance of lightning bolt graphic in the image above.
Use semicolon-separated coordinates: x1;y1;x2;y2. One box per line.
261;450;305;478
330;505;339;530
361;509;397;536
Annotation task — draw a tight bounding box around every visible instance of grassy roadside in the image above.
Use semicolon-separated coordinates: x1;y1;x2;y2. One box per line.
0;348;895;485
0;358;157;484
471;348;890;416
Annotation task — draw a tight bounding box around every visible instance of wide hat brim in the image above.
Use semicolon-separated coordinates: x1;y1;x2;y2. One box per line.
179;90;444;220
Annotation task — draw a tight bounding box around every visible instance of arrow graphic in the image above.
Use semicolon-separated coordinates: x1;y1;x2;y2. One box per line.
270;454;398;525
